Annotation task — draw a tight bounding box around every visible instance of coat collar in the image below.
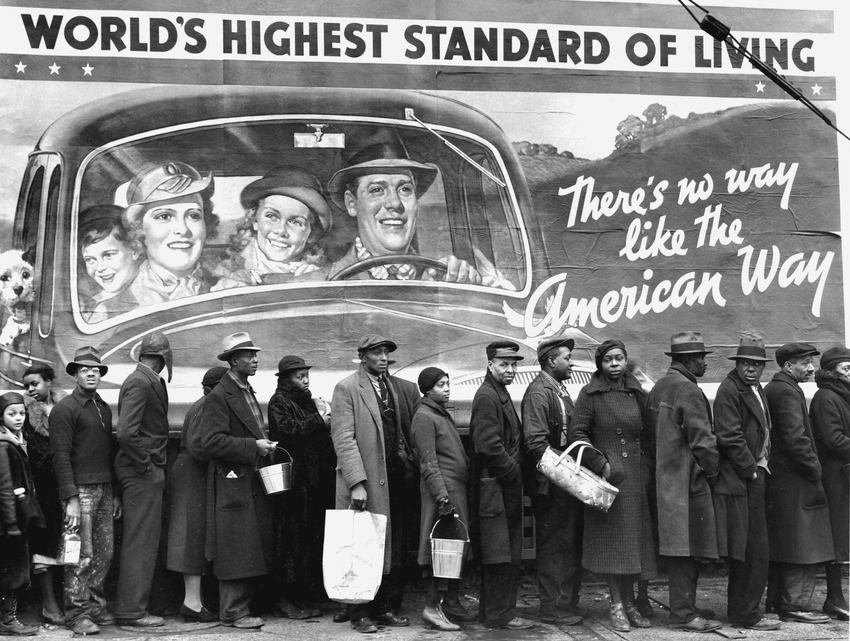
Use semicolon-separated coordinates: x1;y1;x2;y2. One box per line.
136;363;168;407
668;361;697;384
585;369;643;395
219;371;264;440
725;368;769;428
483;369;513;404
421;396;452;420
815;369;850;407
771;370;803;393
356;364;392;428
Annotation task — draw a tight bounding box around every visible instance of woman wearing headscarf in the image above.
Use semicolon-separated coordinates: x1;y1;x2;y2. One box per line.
568;340;656;633
168;366;229;622
410;367;475;631
809;347;850;621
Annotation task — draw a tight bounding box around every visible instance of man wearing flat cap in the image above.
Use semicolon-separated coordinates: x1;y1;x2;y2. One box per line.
521;337;584;625
199;333;277;629
49;347;121;636
469;341;535;629
326;143;513;289
712;337;780;631
646;332;722;633
114;331;173;627
764;342;833;624
330;334;421;633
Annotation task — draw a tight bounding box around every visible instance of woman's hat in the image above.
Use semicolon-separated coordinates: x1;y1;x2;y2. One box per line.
327;143;439;210
217;332;261;361
0;392;26;414
418;367;448;394
728;337;769;362
66;346;108;376
240;166;332;232
594;339;627;370
124;161;213;224
276;355;312;376
820;346;850;371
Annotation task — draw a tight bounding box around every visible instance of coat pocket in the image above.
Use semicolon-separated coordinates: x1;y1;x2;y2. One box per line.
688;458;710;497
216;467;249;512
478;477;505;518
801;479;828;510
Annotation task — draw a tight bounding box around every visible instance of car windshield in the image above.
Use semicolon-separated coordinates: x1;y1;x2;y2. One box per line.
73;117;528;326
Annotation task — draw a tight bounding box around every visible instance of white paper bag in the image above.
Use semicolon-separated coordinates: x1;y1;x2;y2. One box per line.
322;509;387;604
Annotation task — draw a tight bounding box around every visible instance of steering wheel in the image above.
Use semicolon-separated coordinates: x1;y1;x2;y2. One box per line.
329;254;449;281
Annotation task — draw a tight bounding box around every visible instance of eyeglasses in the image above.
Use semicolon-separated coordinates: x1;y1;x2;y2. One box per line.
77;366;102;375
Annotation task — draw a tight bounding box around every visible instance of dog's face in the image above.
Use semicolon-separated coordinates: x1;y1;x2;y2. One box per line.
0;250;35;308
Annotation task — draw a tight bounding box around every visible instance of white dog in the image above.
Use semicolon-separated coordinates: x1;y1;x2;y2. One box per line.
0;249;35;347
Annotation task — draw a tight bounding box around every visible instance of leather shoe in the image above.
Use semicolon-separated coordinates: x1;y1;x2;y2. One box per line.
375;611;409;626
624;603;651;628
422;606;460;631
277;600;311;620
351;617;378;633
557;601;590;618
780;610;831;624
540;610;582;625
333;608;350;623
696;607;716;619
743;617;781;630
91;611;115;626
41;607;66;625
501;616;536;630
180;604;217;623
823;601;850;621
609;603;630;632
69;617;100;635
669;616;722;632
117;614;164;627
441;600;477;622
224;616;264;628
634;598;655;618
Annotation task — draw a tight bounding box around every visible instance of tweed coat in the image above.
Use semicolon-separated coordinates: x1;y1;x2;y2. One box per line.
712;368;770;561
764;371;834;564
199;372;274;581
521;372;573;497
330;365;420;574
646;362;720;559
810;369;850;562
468;370;524;566
166;393;209;575
568;370;656;577
0;439;43;590
410;397;469;566
115;364;169;474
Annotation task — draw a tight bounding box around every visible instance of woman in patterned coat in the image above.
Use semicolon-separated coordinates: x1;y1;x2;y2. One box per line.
568;340;656;633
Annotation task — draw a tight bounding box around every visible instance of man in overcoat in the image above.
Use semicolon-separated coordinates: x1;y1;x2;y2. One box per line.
521;337;584;625
330;334;420;633
646;332;722;633
199;332;277;629
764;342;833;624
469;341;535;630
712;337;780;631
114;331;171;627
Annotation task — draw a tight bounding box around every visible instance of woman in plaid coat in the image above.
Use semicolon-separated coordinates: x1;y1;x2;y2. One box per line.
569;340;656;633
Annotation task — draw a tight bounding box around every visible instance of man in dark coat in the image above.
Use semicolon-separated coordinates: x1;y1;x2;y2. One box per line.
470;341;535;630
712;337;780;631
764;342;833;624
330;334;420;633
199;332;277;629
521;337;584;625
114;331;172;627
646;332;722;633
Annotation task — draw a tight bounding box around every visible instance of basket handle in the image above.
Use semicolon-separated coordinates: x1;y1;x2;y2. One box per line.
429;513;470;542
557;440;605;471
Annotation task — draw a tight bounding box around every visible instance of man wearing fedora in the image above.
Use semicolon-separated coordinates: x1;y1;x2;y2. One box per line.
521;337;584;626
326;143;512;288
199;333;277;629
764;343;833;624
469;341;535;630
712;337;781;631
646;332;722;633
113;331;172;627
49;347;121;636
330;334;420;633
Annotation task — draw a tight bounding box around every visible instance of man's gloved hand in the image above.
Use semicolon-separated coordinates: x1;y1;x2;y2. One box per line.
437;497;455;516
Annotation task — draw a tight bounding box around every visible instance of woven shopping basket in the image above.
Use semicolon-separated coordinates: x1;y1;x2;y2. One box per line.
538;441;619;512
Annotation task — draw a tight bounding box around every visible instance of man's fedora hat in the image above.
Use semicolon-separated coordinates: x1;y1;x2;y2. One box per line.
537;337;575;363
664;331;713;356
240;166;332;232
66;346;108;376
217;332;261;361
486;341;524;361
327;143;439;210
728;337;770;362
124;161;213;224
276;355;312;376
357;334;397;353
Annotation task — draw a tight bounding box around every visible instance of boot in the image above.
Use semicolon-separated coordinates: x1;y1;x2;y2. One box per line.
0;593;39;636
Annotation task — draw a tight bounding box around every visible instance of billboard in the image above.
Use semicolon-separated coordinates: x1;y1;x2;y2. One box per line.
0;0;845;420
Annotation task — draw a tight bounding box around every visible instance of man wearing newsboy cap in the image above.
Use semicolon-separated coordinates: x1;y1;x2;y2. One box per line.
646;332;723;633
49;347;121;635
764;343;833;624
330;334;421;633
521;337;585;625
469;341;536;630
712;337;780;631
199;333;276;629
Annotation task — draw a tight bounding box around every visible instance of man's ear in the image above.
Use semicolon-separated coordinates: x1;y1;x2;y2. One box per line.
344;191;359;218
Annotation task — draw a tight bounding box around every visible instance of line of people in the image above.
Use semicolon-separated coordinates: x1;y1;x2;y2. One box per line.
0;329;847;637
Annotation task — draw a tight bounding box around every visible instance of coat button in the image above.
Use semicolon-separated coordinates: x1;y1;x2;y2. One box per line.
620;439;626;445
616;429;622;434
622;452;628;458
379;480;385;486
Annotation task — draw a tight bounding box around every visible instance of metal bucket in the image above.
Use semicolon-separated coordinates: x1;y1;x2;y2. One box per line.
258;448;293;495
430;515;469;579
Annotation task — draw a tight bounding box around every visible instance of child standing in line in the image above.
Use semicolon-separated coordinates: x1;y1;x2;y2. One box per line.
0;391;44;636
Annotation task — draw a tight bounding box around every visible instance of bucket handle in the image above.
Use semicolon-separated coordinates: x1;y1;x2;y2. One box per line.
255;445;294;470
429;513;469;543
